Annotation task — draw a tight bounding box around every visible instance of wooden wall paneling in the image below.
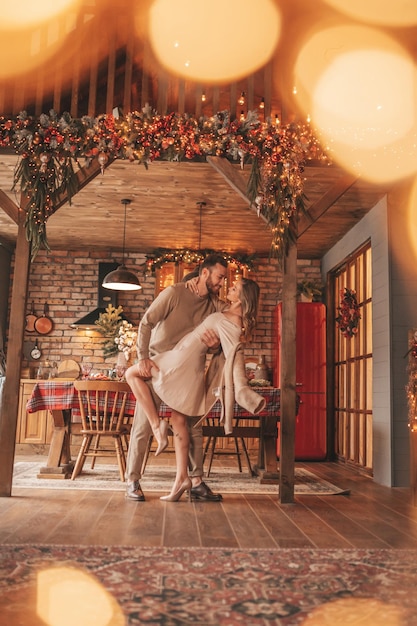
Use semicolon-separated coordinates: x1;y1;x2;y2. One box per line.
140;38;152;109
247;75;254;112
70;18;82;116
87;36;98;116
157;70;168;115
34;26;48;116
263;62;273;119
195;85;203;117
123;31;134;113
106;29;116;114
12;79;25;116
230;82;237;119
178;80;185;114
212;86;219;114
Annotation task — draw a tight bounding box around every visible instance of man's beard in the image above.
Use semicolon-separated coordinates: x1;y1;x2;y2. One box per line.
205;275;221;295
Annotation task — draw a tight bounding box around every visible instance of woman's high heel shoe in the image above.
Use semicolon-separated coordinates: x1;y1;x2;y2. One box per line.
160;478;192;502
154;420;169;457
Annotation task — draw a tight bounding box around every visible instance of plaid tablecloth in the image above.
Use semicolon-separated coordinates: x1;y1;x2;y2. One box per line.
26;381;281;420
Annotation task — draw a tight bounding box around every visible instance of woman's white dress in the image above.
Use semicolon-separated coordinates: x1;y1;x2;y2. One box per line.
152;312;241;416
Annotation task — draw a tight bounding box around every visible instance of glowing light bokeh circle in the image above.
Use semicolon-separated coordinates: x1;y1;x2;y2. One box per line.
323;0;417;27
146;0;281;83
2;0;81;29
294;25;417;184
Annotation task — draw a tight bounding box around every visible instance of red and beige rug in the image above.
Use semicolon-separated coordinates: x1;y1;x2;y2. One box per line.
0;544;416;625
12;462;349;495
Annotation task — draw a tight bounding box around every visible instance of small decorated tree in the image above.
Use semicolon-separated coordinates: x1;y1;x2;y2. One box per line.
95;304;124;358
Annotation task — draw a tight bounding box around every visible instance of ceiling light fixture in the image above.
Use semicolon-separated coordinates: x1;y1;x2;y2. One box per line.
102;198;142;291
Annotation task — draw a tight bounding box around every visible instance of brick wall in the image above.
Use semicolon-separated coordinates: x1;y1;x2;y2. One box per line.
14;249;322;380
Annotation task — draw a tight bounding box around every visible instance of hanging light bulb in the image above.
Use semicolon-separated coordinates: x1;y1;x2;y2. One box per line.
201;91;206;102
259;97;265;109
240;110;245;121
238;91;245;106
102;199;142;291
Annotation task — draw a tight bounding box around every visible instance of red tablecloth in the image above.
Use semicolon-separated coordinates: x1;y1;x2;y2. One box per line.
26;381;281;419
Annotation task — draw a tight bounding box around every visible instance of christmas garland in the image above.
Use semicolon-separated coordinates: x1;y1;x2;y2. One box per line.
0;108;327;260
145;248;257;273
335;288;361;338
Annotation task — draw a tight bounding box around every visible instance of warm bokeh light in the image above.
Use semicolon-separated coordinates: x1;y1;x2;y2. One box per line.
323;0;417;27
0;0;82;80
407;177;417;261
2;0;81;28
294;25;417;184
37;567;125;626
146;0;280;83
302;597;405;625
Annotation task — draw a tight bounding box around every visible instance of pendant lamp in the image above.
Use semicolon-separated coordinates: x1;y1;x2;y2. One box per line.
102;198;142;291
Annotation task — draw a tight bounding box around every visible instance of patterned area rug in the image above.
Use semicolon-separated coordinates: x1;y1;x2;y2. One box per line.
0;544;416;625
12;462;349;495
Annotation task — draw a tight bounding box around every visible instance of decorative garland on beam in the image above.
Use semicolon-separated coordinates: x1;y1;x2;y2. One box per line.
0;107;328;260
145;248;257;274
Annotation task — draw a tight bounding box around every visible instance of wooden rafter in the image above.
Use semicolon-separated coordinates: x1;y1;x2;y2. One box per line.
297;173;358;237
206;156;269;225
0;189;19;224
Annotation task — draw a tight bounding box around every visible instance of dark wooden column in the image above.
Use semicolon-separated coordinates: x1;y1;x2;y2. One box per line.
279;236;297;503
0;156;109;497
0;209;30;496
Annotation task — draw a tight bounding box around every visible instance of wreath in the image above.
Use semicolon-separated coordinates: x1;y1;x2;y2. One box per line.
335;288;361;338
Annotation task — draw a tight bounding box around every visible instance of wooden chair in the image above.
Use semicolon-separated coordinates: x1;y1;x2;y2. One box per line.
71;380;131;481
202;416;253;477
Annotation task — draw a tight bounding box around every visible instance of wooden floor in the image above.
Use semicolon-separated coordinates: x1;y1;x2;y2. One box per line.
2;454;417;549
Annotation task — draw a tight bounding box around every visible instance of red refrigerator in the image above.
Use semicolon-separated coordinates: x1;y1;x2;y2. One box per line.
273;302;327;460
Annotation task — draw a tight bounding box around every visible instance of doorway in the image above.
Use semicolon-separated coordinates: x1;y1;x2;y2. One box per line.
331;241;373;473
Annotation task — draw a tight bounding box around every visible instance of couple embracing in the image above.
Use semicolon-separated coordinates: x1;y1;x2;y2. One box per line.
125;254;265;502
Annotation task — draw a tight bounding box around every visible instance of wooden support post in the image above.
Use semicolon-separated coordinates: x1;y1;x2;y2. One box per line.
0;213;30;496
279;237;297;503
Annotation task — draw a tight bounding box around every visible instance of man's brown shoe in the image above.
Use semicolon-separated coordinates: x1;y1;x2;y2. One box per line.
126;480;145;501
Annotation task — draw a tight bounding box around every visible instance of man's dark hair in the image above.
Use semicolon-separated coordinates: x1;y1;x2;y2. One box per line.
199;253;227;273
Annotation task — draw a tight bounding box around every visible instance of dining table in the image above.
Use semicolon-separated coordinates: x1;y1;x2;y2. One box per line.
25;380;282;482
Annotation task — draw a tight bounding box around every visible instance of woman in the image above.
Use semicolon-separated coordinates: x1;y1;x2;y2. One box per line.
125;278;262;501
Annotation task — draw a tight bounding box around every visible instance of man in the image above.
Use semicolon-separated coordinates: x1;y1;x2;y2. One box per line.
125;253;228;501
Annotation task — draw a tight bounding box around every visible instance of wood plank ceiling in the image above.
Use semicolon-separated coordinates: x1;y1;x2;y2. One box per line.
0;0;394;259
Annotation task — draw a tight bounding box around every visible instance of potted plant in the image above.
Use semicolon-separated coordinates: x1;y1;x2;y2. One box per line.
296;280;323;302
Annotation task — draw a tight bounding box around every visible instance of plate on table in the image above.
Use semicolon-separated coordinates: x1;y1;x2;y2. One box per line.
57;359;80;379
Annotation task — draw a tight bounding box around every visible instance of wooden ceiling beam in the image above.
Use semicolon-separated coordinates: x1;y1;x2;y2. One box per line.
52;155;115;213
0;189;19;224
297;172;358;237
206;156;269;225
206;156;251;205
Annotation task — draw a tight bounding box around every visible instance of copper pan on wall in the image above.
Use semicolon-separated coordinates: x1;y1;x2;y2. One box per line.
34;302;53;335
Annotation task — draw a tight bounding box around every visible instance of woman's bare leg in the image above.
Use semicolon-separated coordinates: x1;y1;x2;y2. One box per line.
167;409;191;496
125;365;168;455
125;365;160;429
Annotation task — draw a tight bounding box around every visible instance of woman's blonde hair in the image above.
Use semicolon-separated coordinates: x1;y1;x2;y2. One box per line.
240;278;260;342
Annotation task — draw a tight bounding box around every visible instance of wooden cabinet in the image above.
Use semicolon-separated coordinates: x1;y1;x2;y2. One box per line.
17;379;53;444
